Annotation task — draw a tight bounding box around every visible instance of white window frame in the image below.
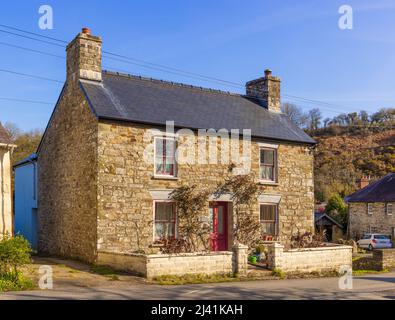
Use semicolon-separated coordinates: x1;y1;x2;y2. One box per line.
259;203;278;237
153;136;177;179
367;203;373;215
152;200;178;242
259;147;278;183
386;203;393;216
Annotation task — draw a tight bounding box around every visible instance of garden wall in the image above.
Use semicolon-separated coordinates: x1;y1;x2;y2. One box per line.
373;249;395;270
97;244;248;279
266;243;352;273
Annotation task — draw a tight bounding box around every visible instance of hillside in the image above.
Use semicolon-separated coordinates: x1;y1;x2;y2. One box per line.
313;127;395;201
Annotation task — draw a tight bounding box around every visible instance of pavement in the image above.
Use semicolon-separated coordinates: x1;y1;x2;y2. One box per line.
0;257;394;300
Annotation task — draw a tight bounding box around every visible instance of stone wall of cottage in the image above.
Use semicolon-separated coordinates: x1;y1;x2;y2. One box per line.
97;121;314;253
349;202;395;239
38;82;98;262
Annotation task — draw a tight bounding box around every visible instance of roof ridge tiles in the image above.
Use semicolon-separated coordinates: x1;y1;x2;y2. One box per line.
103;70;241;97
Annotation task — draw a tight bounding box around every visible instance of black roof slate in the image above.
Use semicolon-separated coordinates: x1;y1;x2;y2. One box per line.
345;173;395;203
80;71;316;144
314;212;344;229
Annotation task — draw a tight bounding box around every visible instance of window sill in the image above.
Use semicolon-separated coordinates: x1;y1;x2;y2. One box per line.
151;243;164;248
152;175;178;181
258;180;279;186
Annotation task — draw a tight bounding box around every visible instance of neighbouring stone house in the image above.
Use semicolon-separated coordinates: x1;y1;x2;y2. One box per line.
0;122;16;237
37;28;317;270
346;173;395;239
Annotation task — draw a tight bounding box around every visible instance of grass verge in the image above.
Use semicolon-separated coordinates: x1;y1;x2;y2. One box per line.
353;269;389;276
150;273;239;285
90;265;120;281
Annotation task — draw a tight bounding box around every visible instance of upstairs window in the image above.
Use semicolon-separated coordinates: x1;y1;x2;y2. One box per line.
260;148;277;182
260;204;278;236
367;203;373;215
386;203;393;216
155;137;176;177
154;202;177;240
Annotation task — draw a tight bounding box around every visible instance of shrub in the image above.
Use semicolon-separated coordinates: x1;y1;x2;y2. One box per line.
0;235;32;281
272;268;285;279
0;273;33;292
255;244;265;254
290;231;325;249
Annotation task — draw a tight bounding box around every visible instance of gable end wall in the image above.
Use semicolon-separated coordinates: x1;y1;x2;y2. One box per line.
38;82;98;262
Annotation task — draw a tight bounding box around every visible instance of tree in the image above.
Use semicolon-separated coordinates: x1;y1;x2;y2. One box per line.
308;108;322;131
323;118;331;128
3;122;21;141
281;103;308;128
3;123;43;165
325;194;348;227
359;110;369;123
370;108;395;124
347;112;358;125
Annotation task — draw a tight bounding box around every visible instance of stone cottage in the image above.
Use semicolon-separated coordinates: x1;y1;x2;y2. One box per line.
346;173;395;239
37;28;316;267
0;122;15;237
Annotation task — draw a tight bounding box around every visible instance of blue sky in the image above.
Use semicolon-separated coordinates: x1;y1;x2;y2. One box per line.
0;0;395;131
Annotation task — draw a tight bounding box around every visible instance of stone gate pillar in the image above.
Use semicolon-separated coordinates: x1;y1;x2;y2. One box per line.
232;243;248;276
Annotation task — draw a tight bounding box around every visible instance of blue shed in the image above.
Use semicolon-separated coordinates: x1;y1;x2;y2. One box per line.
14;153;38;250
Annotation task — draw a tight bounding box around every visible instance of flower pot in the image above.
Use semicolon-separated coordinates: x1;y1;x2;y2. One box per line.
248;255;257;264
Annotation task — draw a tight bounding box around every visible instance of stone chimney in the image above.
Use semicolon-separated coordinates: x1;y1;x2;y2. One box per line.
245;69;281;112
66;28;102;83
359;175;370;189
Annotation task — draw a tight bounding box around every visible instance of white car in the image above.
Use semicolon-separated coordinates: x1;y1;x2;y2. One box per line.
357;234;393;251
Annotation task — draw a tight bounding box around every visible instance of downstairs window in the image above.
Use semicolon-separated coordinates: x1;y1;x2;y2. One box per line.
154;202;177;240
260;204;278;236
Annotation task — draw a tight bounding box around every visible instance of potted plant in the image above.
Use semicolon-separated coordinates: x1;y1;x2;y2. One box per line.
254;244;266;262
248;255;257;264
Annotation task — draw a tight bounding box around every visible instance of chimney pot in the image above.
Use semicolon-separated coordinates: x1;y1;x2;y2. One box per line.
264;69;272;77
82;27;91;35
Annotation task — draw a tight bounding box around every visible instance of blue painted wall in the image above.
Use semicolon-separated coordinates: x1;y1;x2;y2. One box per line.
14;161;37;250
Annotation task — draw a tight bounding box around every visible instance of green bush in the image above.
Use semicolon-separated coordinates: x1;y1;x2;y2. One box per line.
0;235;32;282
272;268;286;279
0;272;33;292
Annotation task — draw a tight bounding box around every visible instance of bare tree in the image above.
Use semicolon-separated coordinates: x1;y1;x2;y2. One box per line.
308;108;322;131
3;122;20;141
281;103;308;128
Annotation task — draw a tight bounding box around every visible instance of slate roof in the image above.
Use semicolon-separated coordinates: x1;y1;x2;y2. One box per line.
14;153;38;168
345;173;395;203
80;71;316;144
314;212;344;229
0;122;12;144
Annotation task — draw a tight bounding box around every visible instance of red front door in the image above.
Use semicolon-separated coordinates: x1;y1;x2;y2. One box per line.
209;202;228;251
